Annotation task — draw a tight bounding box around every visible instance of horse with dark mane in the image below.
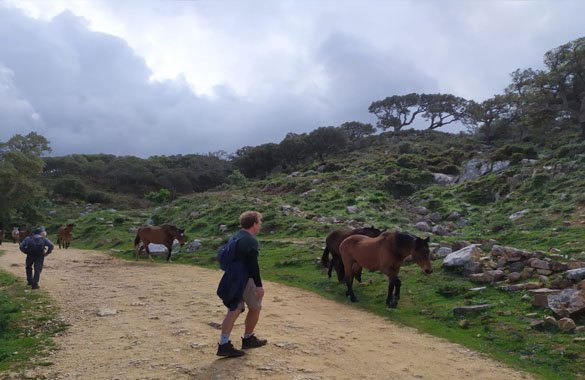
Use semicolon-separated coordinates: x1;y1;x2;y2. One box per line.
57;223;75;249
321;226;383;283
134;224;186;261
339;231;432;309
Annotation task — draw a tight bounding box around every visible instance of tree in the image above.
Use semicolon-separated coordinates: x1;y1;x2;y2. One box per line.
419;93;471;130
542;37;585;138
306;126;347;161
0;132;51;157
339;121;376;141
465;94;517;142
0;133;51;223
368;93;423;132
278;133;309;168
233;143;280;178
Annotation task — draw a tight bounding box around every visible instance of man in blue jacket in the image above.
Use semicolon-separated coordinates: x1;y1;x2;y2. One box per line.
216;211;267;357
19;227;54;290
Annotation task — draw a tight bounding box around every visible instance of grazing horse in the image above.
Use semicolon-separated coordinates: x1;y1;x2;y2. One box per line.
57;224;75;249
321;226;383;283
339;231;432;309
134;224;186;261
11;227;20;243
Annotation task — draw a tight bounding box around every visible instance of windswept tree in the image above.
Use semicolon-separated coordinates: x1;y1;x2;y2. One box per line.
368;93;423;132
419;93;471;130
466;94;517;142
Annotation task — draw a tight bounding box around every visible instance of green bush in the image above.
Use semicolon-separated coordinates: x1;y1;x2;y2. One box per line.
145;188;171;204
86;191;112;204
53;175;87;199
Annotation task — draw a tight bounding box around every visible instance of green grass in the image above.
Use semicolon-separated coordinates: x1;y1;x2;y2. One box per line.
102;238;585;380
18;131;585;379
0;251;68;373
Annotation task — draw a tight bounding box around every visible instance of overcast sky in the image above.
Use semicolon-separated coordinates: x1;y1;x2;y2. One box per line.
0;1;583;158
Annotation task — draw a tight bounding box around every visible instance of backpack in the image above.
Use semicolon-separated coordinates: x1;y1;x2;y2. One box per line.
22;236;46;256
217;237;241;271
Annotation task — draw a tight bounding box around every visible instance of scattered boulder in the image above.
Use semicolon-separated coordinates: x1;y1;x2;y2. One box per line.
547;288;585;318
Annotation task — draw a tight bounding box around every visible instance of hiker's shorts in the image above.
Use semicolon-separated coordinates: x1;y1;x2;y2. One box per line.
240;279;262;311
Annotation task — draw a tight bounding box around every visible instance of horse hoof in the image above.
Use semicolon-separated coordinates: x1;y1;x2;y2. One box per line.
350;297;358;303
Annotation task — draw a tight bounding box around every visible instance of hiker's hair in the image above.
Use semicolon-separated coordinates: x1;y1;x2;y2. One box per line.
240;211;262;229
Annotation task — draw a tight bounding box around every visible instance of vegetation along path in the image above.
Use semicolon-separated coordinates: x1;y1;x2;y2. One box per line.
0;243;533;380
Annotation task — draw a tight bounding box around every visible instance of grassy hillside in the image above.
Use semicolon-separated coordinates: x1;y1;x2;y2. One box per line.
18;130;585;379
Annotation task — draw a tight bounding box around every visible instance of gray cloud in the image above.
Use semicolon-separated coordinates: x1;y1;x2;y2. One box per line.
1;2;584;157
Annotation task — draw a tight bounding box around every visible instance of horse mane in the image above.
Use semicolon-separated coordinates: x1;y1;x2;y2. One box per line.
394;232;417;248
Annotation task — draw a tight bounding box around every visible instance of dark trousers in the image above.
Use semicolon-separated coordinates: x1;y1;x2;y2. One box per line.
25;254;45;286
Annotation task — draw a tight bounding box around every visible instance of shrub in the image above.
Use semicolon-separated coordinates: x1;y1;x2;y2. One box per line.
145;188;171;204
86;191;112;204
53;175;87;199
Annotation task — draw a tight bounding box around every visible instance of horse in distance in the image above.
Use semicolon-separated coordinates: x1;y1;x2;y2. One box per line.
11;227;20;243
57;223;75;249
321;226;384;283
18;228;31;243
339;231;432;309
134;224;186;261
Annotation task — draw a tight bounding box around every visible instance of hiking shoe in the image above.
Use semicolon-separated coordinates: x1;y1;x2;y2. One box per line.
241;334;267;349
216;341;245;357
31;284;40;290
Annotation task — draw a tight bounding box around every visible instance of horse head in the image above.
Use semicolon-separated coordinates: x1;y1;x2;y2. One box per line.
413;236;433;274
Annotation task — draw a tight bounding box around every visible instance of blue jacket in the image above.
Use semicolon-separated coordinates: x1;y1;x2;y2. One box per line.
216;260;249;310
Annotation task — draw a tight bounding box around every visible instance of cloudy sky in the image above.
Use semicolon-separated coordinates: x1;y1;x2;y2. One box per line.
0;1;583;158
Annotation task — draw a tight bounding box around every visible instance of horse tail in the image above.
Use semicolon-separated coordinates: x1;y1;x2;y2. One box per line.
321;246;330;268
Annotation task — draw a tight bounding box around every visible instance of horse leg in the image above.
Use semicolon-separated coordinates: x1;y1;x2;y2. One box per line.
392;277;402;308
165;243;172;262
333;257;346;284
355;267;363;283
327;255;334;278
386;276;401;309
321;247;330;269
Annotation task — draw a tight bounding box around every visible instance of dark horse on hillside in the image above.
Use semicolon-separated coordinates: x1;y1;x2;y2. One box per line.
57;223;75;249
134;224;186;261
321;226;384;283
339;231;432;309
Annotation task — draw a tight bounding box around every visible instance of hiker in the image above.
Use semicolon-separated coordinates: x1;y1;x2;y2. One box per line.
216;211;267;357
19;227;54;290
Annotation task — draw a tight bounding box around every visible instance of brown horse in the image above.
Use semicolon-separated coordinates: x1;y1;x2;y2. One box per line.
18;229;31;243
321;226;384;283
134;224;186;261
57;224;75;249
339;231;432;309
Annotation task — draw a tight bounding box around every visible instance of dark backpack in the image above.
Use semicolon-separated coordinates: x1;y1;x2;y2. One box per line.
217;237;241;271
23;236;46;256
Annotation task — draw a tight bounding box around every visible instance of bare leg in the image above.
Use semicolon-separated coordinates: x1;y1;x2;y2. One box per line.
244;308;261;336
221;308;243;337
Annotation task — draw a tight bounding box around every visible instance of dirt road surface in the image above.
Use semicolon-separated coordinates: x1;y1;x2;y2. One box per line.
0;244;533;380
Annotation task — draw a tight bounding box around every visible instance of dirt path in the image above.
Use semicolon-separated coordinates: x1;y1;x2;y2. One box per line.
0;244;533;380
